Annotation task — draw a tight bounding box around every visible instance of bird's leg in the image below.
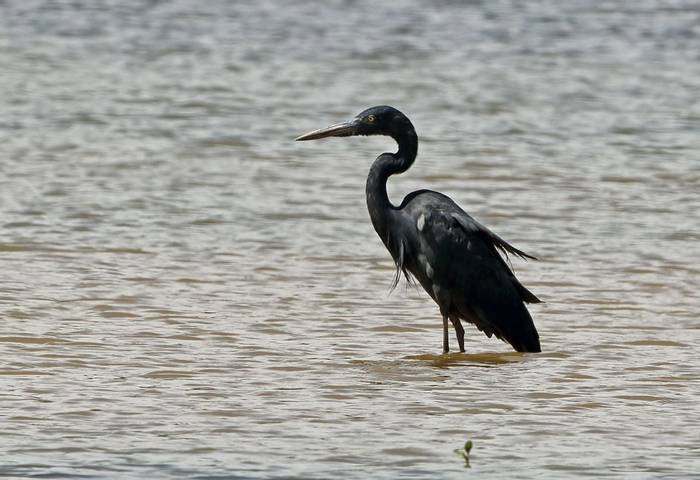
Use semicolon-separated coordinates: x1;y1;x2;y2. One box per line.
450;316;466;353
442;314;449;354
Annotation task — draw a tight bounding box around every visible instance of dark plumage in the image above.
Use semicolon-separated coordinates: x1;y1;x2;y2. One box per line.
296;106;541;353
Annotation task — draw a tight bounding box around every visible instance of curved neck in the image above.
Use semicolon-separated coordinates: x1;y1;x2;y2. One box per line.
365;129;418;241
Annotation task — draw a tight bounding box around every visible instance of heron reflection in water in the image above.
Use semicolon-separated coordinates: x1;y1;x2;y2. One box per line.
296;106;541;353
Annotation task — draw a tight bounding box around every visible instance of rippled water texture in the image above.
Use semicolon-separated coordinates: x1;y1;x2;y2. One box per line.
1;1;699;478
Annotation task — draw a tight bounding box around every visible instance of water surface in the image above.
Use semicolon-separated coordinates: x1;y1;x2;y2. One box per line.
1;1;699;478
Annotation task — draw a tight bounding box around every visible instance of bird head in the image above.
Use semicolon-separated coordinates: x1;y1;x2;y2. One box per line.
295;105;414;142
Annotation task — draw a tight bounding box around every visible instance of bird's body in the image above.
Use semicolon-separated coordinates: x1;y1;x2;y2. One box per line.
297;106;541;353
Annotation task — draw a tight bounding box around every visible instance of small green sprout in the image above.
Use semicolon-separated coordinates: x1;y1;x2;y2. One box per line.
454;439;473;468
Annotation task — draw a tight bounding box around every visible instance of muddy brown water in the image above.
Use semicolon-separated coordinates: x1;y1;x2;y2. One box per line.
1;1;699;478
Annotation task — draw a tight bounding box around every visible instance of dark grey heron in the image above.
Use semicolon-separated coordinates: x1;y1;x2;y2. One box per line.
296;106;541;353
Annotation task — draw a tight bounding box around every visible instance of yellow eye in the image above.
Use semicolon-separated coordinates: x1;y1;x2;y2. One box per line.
367;115;376;123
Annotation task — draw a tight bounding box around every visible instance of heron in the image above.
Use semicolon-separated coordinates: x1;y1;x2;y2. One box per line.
296;106;541;353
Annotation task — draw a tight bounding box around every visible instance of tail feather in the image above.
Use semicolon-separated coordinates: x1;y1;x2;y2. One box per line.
455;299;541;353
505;304;541;353
514;281;542;304
511;325;541;353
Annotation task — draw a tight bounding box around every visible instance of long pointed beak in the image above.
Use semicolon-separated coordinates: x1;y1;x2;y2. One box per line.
295;119;359;141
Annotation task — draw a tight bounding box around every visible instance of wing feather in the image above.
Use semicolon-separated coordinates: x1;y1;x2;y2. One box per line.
450;212;537;261
399;190;541;352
